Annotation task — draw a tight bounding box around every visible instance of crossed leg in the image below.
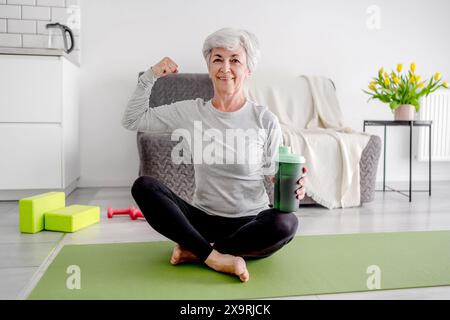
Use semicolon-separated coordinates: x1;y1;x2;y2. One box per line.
131;176;299;282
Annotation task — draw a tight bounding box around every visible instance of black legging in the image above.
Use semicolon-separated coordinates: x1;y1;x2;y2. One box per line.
131;176;299;261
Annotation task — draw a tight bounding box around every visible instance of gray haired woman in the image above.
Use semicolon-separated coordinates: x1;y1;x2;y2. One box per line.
122;28;306;282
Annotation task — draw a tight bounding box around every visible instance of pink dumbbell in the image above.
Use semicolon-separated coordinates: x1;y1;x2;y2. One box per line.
131;208;144;220
107;206;137;219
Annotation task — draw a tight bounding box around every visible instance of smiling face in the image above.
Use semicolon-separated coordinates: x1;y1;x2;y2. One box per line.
208;46;250;97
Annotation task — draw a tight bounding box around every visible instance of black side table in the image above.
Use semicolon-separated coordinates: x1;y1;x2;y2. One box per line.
363;120;432;202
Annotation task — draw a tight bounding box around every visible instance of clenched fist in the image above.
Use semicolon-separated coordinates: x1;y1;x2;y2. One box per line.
151;57;179;77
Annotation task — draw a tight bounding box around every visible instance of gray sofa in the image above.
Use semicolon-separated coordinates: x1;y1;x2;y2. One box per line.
136;73;381;206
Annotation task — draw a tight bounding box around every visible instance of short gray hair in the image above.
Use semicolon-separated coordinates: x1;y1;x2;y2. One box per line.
202;28;260;73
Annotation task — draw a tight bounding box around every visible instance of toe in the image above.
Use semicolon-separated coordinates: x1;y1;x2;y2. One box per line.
235;257;249;282
239;270;250;282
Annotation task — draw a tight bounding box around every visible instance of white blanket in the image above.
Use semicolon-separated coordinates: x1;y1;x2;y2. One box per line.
245;75;370;209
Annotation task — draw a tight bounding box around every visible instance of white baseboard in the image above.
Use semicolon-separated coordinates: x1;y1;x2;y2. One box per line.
0;178;79;201
77;178;133;188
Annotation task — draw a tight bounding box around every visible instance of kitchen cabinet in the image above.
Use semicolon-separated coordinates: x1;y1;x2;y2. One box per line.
0;54;80;200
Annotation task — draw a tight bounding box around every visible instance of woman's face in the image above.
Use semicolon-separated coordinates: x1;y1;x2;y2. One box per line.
208;46;250;97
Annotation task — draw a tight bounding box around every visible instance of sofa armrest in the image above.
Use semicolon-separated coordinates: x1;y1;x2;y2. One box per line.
137;132;196;203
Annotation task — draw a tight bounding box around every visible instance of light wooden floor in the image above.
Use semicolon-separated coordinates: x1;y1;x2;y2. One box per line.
1;181;450;300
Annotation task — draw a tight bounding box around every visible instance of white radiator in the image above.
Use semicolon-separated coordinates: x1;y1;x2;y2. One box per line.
417;90;450;161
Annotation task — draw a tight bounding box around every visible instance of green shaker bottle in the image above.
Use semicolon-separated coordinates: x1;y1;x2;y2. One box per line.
274;145;305;213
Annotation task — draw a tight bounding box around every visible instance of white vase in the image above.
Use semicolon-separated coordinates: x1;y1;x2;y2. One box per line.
394;104;416;121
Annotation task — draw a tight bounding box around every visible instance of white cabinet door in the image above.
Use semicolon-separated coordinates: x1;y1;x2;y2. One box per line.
0;124;62;189
0;55;62;123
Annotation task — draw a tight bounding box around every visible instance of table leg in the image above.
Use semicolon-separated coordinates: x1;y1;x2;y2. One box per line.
383;125;386;192
409;122;412;202
429;124;432;196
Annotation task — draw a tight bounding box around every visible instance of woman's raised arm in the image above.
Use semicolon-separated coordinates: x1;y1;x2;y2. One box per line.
121;57;186;133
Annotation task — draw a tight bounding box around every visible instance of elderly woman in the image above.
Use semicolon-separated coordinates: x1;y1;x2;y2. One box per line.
122;28;306;282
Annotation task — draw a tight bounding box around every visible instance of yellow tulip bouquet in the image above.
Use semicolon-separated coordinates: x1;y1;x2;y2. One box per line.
364;62;449;112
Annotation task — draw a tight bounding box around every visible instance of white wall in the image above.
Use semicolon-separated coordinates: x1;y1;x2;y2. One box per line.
79;0;450;187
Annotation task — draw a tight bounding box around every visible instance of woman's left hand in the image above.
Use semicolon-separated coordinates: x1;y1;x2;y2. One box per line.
270;166;308;200
296;167;307;200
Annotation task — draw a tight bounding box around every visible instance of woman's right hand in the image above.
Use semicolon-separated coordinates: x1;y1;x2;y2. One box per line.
151;57;179;77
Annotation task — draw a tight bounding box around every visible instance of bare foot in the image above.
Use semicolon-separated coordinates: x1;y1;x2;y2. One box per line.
170;244;200;265
205;249;250;282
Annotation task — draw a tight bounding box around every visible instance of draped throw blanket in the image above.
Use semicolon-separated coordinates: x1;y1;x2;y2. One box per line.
245;75;370;209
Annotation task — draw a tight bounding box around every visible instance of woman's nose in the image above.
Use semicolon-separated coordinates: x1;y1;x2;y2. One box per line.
220;61;231;73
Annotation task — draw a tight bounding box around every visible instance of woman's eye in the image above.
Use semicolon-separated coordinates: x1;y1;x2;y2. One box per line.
213;58;240;63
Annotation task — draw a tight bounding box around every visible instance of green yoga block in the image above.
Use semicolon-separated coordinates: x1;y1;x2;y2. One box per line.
44;205;100;233
19;192;66;234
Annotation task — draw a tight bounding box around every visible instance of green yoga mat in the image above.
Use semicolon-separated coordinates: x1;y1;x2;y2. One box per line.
28;231;450;299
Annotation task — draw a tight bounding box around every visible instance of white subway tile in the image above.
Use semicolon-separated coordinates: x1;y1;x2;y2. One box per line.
7;0;35;5
0;18;6;32
0;33;21;47
36;19;48;33
22;5;50;20
36;0;64;7
22;33;47;48
8;19;36;33
50;6;68;23
65;0;79;7
0;5;21;18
